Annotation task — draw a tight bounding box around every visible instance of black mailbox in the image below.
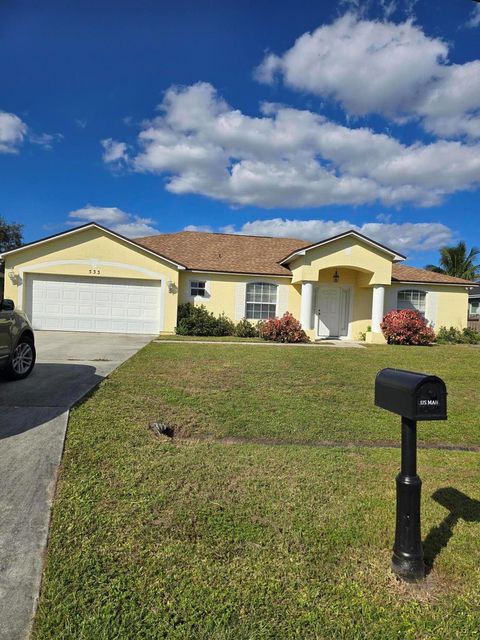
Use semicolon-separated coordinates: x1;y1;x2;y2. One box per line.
374;368;448;582
375;368;447;421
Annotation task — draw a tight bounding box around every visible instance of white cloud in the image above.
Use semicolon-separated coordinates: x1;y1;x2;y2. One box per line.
255;14;480;139
183;224;214;232
0;111;27;153
339;0;418;20
68;206;159;237
0;109;62;152
29;131;63;149
101;138;128;164
75;118;87;128
112;82;480;208
466;4;480;28
215;217;454;253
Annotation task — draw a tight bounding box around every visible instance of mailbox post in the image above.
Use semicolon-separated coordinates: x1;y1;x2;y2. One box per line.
375;368;447;582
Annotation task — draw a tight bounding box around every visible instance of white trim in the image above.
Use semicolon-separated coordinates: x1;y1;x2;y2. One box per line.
280;231;405;265
234;282;247;321
0;222;186;270
314;284;353;339
188;277;212;303
19;259;165;279
187;269;291;279
244;280;279;320
393;281;470;287
277;283;289;316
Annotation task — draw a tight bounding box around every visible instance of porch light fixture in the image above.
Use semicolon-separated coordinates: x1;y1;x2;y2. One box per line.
8;269;17;283
333;270;340;283
167;279;177;293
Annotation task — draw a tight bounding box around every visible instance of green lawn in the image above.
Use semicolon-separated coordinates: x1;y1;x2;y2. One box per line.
33;344;480;639
81;342;479;447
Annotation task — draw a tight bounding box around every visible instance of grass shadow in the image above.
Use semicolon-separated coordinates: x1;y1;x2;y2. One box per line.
423;487;480;574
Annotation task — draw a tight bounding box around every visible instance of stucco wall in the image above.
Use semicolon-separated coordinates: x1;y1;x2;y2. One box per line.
178;268;373;339
385;284;469;330
289;236;393;285
3;226;181;333
178;272;294;321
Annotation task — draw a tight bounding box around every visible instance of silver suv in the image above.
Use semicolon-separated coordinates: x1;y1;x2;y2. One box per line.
0;298;36;380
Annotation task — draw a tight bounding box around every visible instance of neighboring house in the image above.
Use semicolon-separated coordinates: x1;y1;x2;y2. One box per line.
468;285;480;331
468;285;480;317
0;223;471;342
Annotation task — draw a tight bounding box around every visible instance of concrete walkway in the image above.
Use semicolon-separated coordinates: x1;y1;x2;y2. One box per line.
0;331;152;640
154;339;366;348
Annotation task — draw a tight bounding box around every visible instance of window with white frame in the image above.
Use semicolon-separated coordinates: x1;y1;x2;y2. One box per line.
397;289;426;315
470;300;480;316
245;282;277;320
190;280;207;297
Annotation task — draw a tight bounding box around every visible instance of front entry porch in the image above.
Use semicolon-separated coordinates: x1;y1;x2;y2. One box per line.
285;234;397;344
298;268;387;343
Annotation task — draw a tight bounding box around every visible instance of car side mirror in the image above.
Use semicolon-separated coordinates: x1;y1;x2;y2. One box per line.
1;299;15;312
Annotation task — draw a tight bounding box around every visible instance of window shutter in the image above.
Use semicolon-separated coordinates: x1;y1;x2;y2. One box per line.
277;284;289;316
235;282;246;320
425;291;437;327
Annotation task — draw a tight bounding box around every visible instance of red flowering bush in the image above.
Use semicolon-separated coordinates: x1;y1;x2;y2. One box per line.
258;312;310;343
381;309;435;345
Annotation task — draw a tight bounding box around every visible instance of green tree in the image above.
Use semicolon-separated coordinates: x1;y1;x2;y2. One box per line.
425;241;480;280
0;216;23;253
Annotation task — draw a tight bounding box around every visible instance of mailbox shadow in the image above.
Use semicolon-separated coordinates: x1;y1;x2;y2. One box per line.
423;488;480;574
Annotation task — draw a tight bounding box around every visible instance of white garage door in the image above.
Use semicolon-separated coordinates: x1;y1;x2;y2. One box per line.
26;274;162;334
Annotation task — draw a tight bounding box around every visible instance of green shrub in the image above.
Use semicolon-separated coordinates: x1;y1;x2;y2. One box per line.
176;303;219;336
234;318;259;338
462;327;480;343
213;314;235;337
436;326;480;344
175;303;235;336
436;327;463;344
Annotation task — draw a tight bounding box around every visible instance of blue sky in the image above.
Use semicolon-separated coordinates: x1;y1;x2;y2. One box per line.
1;0;479;267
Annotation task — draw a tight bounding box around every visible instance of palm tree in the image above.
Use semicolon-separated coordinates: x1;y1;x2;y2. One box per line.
425;241;480;280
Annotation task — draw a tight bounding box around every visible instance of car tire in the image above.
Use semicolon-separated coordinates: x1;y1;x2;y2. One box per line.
6;336;36;380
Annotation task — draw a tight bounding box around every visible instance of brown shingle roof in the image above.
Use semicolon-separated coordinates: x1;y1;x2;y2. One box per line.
136;230;472;285
135;231;307;276
391;264;471;285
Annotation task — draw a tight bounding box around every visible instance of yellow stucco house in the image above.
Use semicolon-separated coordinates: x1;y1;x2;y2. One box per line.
1;222;471;342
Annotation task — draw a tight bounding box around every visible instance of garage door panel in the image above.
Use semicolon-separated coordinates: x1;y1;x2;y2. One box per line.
46;289;62;301
78;305;95;316
26;274;162;334
111;306;127;318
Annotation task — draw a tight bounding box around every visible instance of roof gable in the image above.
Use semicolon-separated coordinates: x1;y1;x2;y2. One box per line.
280;230;406;265
0;222;186;269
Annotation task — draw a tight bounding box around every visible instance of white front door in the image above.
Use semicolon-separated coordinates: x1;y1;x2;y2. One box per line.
316;287;350;338
26;274;162;334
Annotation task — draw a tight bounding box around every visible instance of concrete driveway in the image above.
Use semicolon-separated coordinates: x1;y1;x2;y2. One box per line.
0;331;153;640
